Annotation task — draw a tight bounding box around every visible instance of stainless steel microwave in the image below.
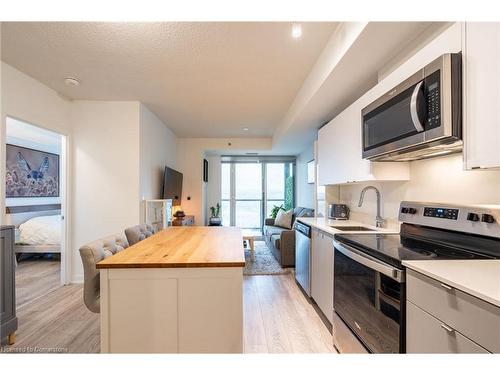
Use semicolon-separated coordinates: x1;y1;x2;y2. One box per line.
362;53;462;161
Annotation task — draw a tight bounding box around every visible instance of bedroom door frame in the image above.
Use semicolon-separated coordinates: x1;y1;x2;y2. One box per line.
2;116;71;286
59;133;70;286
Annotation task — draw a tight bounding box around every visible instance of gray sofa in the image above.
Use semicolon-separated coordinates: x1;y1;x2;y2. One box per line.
264;207;314;267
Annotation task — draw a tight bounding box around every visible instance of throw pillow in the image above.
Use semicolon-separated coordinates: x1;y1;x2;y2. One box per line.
274;208;293;229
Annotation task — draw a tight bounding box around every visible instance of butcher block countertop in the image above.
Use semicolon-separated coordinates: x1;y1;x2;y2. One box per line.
96;226;245;269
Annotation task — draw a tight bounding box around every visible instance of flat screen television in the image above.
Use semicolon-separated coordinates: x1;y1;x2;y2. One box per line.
162;167;183;205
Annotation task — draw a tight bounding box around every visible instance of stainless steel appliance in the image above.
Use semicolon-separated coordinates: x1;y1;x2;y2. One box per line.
295;221;312;296
333;201;500;353
328;204;349;220
362;53;462;161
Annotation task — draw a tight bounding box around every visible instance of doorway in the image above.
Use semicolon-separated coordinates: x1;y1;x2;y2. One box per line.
221;157;295;233
3;117;69;295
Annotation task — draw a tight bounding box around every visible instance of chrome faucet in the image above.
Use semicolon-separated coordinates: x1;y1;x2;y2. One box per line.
358;185;384;228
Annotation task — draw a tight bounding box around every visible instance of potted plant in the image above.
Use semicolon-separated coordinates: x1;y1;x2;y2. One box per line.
209;203;222;226
270;204;284;219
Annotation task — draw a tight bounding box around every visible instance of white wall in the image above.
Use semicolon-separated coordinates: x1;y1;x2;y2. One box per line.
295;144;315;209
1;62;182;283
1;63;71;226
331;154;500;228
139;104;178;220
176;138;272;225
70;101;141;281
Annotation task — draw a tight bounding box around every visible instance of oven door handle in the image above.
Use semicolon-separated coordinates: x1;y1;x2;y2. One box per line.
410;80;425;132
333;240;405;282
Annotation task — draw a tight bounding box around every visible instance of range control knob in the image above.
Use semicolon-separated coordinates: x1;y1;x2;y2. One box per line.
467;213;480;222
482;214;495;224
401;207;417;214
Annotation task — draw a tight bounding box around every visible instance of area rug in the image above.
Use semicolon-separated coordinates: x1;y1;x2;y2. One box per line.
243;240;290;276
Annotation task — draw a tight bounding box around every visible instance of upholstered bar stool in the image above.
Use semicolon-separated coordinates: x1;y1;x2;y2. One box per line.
79;233;129;313
124;224;155;246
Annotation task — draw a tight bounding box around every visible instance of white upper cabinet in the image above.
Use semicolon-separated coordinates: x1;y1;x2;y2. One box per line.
317;23;466;186
317;103;363;186
463;23;500;170
317;101;409;186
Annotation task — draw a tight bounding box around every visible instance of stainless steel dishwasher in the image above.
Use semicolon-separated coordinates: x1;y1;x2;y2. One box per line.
294;221;312;296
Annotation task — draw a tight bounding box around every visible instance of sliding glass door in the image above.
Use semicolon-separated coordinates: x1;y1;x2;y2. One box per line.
221;158;295;231
221;163;232;227
235;163;262;228
265;163;285;217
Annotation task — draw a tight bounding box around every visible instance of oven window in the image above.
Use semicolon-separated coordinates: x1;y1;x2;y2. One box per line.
363;83;424;151
334;248;403;353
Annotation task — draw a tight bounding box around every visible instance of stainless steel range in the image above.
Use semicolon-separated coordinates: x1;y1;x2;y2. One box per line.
333;201;500;353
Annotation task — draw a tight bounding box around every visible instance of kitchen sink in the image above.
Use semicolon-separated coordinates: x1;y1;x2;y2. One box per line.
329;226;376;232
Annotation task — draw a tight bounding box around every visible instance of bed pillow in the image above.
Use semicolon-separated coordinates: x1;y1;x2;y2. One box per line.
18;215;62;245
274;209;293;229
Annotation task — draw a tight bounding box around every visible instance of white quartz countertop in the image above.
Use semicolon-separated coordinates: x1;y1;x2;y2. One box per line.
296;217;399;237
403;259;500;308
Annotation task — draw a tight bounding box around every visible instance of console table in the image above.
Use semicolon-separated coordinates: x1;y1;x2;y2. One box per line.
172;215;194;226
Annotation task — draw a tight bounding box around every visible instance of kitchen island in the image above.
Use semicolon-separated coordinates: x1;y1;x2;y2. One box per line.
96;226;245;353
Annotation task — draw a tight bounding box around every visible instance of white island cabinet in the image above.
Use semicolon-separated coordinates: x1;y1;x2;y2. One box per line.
97;227;245;353
463;22;500;170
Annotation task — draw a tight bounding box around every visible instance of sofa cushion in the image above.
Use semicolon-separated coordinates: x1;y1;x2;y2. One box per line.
298;208;314;218
274;208;293;229
293;207;304;218
265;225;286;238
291;206;315;225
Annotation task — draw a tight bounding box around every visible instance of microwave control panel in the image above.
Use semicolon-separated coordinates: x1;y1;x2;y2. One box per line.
425;70;441;130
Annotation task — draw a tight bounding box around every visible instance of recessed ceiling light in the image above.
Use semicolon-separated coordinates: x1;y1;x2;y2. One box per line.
291;23;302;39
243;127;249;131
64;77;80;87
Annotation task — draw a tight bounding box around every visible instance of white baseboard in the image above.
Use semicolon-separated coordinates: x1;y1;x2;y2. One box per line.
71;274;83;284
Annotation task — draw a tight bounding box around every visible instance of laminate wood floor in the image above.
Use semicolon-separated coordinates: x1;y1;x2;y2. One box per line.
8;259;100;353
6;261;334;354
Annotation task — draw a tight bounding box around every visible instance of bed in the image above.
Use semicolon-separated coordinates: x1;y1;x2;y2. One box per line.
5;205;62;255
15;215;62;254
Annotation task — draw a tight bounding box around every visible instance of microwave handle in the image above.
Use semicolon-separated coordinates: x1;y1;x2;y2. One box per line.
410;80;425;132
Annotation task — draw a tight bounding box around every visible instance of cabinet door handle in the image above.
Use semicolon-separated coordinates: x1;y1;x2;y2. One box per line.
440;324;455;334
440;283;453;291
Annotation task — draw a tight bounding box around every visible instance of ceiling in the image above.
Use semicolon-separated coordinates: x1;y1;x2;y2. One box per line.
272;22;447;153
1;22;338;138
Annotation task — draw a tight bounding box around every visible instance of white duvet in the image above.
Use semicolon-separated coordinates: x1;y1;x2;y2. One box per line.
18;215;62;246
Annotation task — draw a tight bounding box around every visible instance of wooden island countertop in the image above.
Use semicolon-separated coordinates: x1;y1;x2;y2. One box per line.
96;226;245;269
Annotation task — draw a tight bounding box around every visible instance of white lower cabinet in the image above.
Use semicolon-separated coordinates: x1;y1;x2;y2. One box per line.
407;301;488;354
311;228;334;324
406;269;499;353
